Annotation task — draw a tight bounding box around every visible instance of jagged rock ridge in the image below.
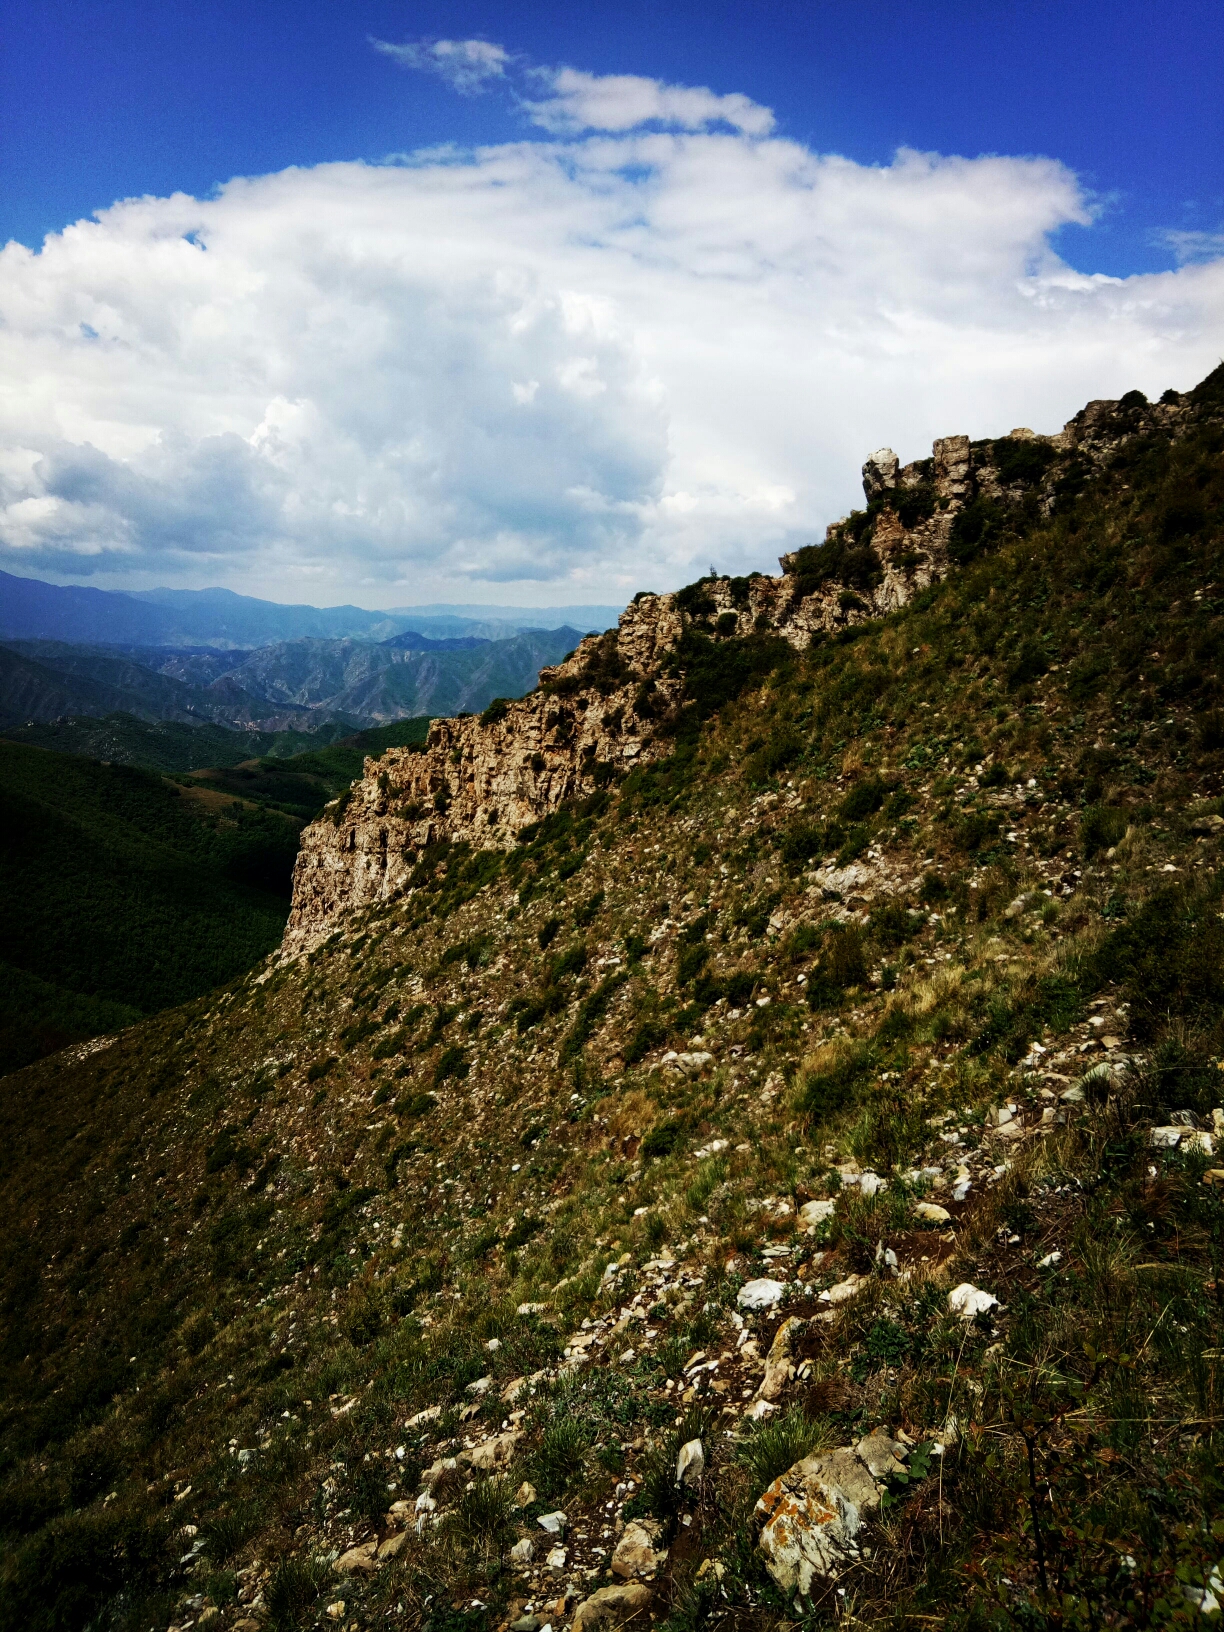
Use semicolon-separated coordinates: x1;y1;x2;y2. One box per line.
284;388;1196;952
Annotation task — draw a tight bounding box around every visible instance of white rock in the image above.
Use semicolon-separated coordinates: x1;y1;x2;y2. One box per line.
611;1518;667;1579
675;1438;705;1488
914;1202;952;1225
819;1276;864;1305
948;1283;999;1320
798;1198;836;1229
509;1537;534;1567
404;1404;442;1429
570;1583;653;1632
737;1278;786;1312
546;1545;568;1570
537;1510;568;1535
1036;1250;1062;1269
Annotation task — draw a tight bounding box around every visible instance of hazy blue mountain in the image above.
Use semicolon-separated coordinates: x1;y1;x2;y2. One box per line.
0;569;623;649
0;626;584;731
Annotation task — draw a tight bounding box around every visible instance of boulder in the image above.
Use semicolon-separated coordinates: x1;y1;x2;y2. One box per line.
570;1583;653;1632
463;1427;522;1472
509;1536;534;1567
611;1518;667;1579
333;1541;379;1574
862;448;899;501
377;1531;408;1561
756;1448;881;1595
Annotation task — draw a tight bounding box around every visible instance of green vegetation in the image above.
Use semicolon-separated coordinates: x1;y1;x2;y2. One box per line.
0;742;298;1072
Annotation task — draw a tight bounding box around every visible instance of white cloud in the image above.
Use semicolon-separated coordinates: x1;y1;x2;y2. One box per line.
1;66;1222;606
522;67;776;135
1161;226;1224;266
371;37;508;95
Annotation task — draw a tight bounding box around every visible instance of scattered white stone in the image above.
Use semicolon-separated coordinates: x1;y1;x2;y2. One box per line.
948;1283;1000;1320
675;1439;705;1488
538;1510;568;1535
798;1198;836;1229
546;1545;568;1571
819;1276;864;1306
737;1278;785;1312
1037;1251;1063;1269
509;1537;534;1567
914;1202;952;1225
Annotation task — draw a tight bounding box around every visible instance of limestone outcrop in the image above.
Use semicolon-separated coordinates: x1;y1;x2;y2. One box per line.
282;390;1193;953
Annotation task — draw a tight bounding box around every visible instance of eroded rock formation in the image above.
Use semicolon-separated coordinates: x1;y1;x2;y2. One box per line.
283;389;1194;953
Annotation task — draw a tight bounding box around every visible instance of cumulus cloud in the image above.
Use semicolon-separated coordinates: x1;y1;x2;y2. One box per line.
522;67;776;135
1;59;1222;605
371;37;508;94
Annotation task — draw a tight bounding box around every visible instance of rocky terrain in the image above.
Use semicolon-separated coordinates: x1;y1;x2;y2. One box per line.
1;368;1223;1632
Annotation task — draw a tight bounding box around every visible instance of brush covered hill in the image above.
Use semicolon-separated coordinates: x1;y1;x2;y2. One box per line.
2;372;1224;1632
0;717;432;1074
0;744;304;1074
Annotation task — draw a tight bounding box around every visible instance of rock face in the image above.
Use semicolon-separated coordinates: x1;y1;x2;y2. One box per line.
282;391;1194;954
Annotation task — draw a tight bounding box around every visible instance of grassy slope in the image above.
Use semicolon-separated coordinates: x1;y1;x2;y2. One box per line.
1;388;1223;1631
0;743;301;1073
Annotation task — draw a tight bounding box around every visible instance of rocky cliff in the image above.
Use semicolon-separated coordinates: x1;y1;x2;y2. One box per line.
283;388;1195;952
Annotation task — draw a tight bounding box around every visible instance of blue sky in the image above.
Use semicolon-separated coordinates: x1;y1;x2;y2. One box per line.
6;0;1220;275
0;2;1222;606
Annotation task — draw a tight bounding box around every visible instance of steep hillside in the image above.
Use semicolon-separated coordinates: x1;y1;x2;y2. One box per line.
1;371;1223;1632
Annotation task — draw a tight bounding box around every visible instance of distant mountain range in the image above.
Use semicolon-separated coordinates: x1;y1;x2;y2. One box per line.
0;570;621;649
0;626;586;734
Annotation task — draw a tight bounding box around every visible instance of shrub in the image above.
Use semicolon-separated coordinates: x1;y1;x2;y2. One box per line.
797;1041;875;1122
1080;805;1127;858
449;1477;515;1555
804;923;868;1009
537;916;562;950
992;437;1057;485
736;1407;832;1499
948;497;1006;565
624;1018;668;1064
641;1121;685;1160
839;775;889;822
480;697;512;726
532;1418;591;1496
266;1556;327;1630
434;1045;469;1086
305;1056;337;1083
892;483;938;529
